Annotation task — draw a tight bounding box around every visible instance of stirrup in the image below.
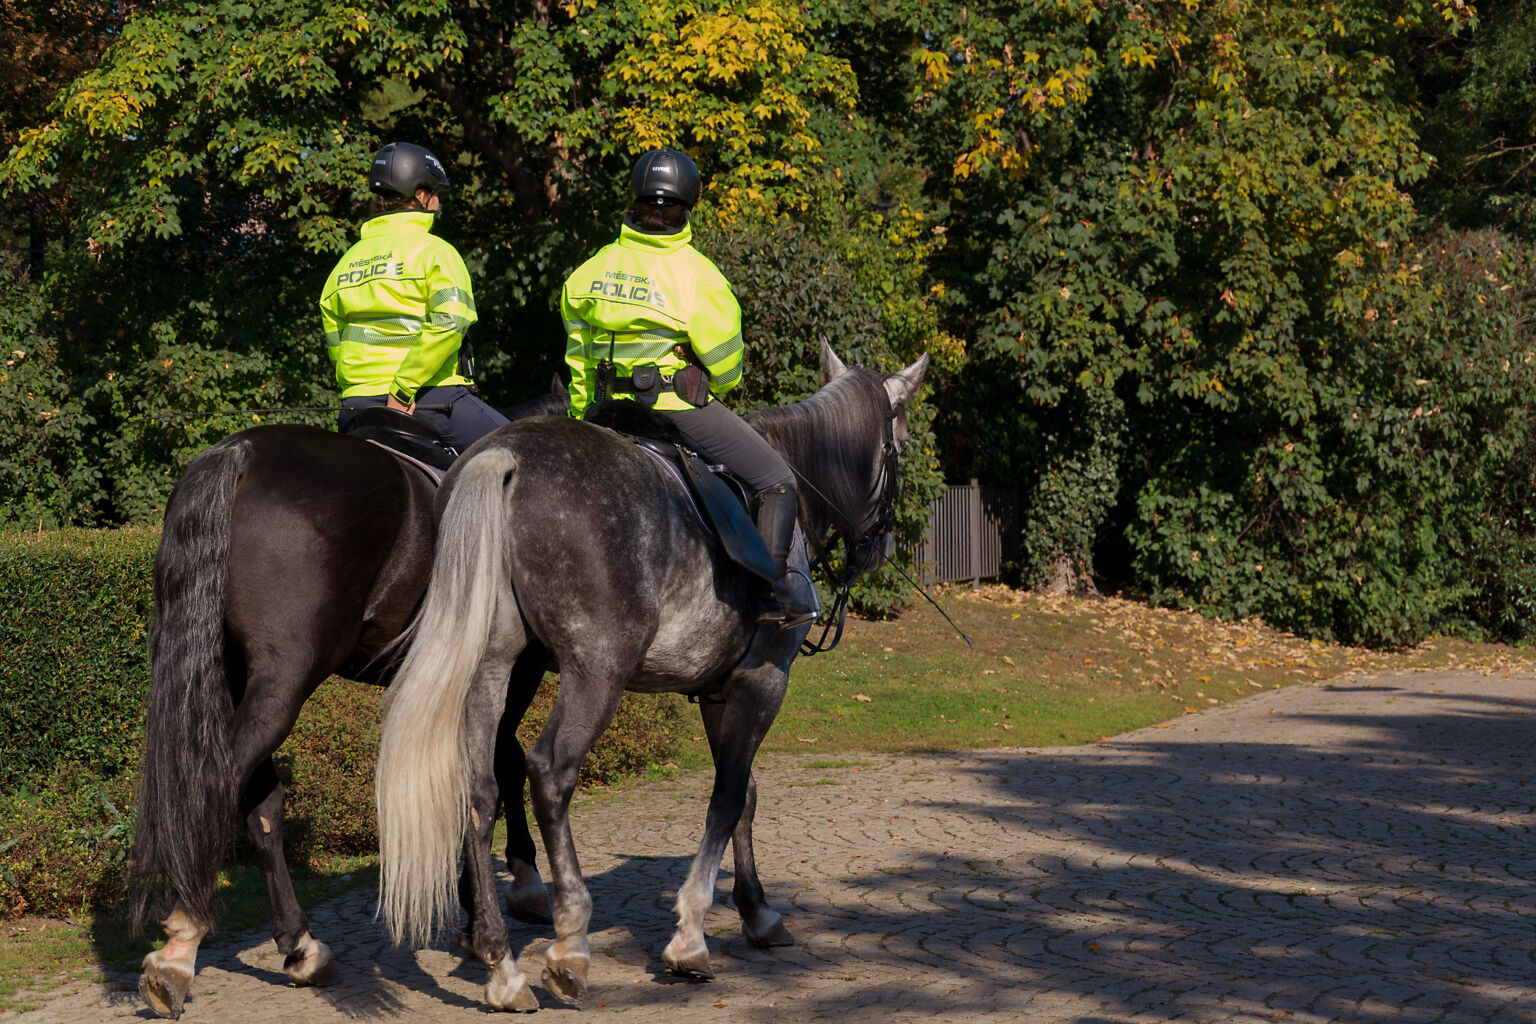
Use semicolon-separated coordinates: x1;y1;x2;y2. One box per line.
757;573;819;629
756;597;819;629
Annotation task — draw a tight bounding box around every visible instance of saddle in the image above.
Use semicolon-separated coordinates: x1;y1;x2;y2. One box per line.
346;406;459;483
585;400;780;586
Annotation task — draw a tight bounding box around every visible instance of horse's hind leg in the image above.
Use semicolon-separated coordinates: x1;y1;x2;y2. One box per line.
497;647;551;925
457;651;550;950
240;758;334;986
525;661;633;1006
139;907;208;1019
728;772;795;948
457;600;540;1011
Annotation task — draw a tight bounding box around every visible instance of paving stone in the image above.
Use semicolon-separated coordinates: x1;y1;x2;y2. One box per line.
4;669;1534;1023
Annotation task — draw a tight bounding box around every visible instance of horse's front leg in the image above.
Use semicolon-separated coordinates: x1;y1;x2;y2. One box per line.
664;673;787;977
728;772;795;948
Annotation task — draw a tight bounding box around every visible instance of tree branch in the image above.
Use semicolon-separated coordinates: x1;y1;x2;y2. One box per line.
419;69;548;219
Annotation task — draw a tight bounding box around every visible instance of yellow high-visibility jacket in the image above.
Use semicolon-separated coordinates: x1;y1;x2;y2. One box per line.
560;220;744;416
319;210;477;405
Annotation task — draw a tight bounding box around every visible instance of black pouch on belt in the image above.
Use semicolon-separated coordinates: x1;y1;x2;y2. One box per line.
630;365;662;407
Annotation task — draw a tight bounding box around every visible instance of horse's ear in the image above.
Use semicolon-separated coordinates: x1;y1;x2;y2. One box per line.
819;338;848;387
550;373;568;397
884;352;929;408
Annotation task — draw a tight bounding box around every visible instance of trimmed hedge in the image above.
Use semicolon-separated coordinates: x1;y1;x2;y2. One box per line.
0;528;158;790
1;529;687;918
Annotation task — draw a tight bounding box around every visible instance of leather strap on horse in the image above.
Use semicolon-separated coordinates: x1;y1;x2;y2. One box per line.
796;400;902;657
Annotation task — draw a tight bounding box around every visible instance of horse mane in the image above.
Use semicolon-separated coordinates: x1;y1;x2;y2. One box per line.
747;367;890;549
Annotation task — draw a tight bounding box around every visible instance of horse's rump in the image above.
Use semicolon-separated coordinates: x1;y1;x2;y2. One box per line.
223;426;436;680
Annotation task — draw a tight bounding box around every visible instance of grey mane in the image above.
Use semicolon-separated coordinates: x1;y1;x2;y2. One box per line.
747;368;891;551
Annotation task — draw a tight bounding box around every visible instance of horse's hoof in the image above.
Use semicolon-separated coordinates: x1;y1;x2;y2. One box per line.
283;934;336;986
743;910;796;948
662;935;714;980
459;929;477;957
486;958;540;1012
505;882;553;926
540;958;589;1006
138;959;191;1020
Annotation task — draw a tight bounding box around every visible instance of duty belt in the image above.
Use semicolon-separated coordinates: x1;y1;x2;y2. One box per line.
594;362;711;407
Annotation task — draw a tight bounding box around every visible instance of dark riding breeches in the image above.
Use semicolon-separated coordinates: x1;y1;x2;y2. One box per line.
666;400;794;496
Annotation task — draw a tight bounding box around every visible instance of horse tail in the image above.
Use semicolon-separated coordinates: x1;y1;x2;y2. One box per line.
376;446;517;948
128;436;252;935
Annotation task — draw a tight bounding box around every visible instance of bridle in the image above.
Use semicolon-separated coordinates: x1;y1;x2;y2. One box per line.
797;396;901;656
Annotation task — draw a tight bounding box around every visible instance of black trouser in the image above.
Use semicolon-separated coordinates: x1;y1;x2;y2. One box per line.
666;400;802;602
665;400;793;495
338;385;510;452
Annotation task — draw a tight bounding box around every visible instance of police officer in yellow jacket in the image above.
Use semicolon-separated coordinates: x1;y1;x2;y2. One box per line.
561;148;816;628
320;141;508;450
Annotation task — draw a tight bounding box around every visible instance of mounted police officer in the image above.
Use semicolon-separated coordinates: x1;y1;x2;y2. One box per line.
560;148;817;628
320;141;509;450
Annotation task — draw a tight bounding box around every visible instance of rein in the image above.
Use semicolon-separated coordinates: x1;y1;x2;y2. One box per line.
790;391;971;655
793;411;901;657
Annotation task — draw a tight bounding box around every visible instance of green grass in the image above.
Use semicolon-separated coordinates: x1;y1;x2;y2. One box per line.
0;918;104;1011
664;585;1536;764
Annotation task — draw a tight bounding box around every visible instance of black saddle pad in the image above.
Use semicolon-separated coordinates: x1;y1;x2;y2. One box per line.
675;449;780;586
585;402;778;585
346;406;459;472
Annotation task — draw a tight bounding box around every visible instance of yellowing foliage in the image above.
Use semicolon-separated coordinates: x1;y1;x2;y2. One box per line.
597;0;856;219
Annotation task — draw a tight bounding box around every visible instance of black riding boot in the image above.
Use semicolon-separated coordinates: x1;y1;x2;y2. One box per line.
754;484;818;629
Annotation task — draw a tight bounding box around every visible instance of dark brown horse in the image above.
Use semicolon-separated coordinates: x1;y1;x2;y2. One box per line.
129;391;565;1019
375;343;927;1010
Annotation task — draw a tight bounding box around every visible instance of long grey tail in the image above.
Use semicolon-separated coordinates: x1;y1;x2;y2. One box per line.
376;446;518;947
128;437;252;934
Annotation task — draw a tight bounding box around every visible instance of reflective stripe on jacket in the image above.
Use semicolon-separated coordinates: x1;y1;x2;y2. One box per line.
560;219;743;416
319;210;477;402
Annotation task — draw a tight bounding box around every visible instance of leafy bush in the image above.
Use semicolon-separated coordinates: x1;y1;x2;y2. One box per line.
1;528;689;919
1126;231;1536;646
0;767;135;919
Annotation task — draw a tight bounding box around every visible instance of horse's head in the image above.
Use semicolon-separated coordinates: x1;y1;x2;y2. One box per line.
810;340;929;581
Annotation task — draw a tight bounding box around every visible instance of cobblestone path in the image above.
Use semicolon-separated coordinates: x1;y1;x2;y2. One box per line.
6;668;1534;1023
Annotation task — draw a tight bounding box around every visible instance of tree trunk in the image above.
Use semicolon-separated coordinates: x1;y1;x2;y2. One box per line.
1037;553;1099;598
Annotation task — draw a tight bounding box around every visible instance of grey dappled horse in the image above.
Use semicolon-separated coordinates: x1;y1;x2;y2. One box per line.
128;389;564;1020
374;343;927;1011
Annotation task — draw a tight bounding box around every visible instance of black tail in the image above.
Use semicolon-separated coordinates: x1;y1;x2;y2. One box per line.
129;437;252;934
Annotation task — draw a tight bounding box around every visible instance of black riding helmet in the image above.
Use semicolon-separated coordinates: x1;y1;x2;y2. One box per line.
630;148;701;208
369;142;450;198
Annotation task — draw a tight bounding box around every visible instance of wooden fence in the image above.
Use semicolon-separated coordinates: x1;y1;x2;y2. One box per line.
906;479;1021;586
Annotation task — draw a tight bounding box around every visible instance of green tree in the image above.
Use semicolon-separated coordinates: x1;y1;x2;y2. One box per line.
1410;3;1536;236
1;0;944;543
852;0;1529;642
